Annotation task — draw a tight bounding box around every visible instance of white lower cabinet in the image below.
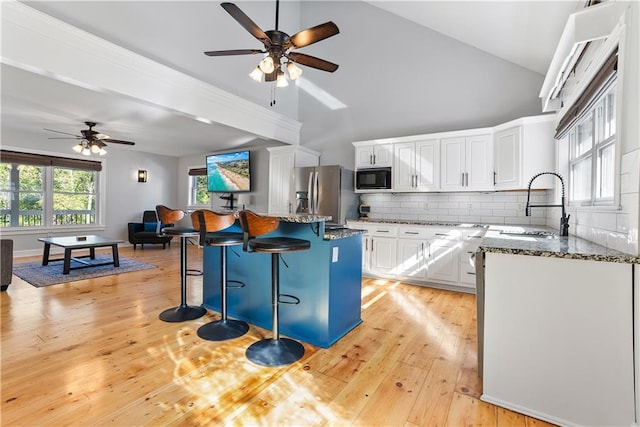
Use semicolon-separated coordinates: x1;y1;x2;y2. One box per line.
426;236;459;283
349;221;484;292
358;223;398;277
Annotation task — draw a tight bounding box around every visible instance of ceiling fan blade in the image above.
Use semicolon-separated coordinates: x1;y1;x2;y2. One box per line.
47;137;81;140
221;2;271;49
44;128;82;137
204;49;264;57
285;22;339;50
287;52;339;73
102;139;135;146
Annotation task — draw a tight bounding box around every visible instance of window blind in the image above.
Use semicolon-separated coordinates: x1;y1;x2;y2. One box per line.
0;150;103;171
188;167;206;176
555;49;618;139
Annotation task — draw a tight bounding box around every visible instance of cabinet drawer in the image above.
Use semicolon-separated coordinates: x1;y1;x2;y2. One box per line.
398;226;432;239
369;225;398;237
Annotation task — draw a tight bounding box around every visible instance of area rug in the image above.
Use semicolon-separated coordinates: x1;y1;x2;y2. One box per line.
13;255;157;288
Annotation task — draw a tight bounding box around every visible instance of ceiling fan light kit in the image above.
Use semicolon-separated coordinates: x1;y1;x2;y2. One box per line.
45;121;134;156
205;1;339;95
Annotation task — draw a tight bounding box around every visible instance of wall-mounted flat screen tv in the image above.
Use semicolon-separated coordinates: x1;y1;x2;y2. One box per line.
206;150;251;193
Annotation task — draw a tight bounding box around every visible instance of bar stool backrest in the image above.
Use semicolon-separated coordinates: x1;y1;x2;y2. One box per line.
238;210;279;251
191;210;236;246
156;205;185;224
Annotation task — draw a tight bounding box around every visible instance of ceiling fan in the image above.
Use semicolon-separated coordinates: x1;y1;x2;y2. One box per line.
204;1;339;86
44;121;135;156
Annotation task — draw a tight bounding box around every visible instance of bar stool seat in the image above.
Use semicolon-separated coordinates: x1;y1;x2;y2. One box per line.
239;210;310;367
191;210;249;341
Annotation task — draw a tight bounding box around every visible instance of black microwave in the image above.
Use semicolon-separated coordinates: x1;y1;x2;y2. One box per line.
355;168;392;190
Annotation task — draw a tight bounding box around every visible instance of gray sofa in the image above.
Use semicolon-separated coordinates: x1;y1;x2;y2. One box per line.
1;239;13;291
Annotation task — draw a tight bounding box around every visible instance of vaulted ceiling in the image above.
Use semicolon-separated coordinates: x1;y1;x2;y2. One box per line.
1;1;580;157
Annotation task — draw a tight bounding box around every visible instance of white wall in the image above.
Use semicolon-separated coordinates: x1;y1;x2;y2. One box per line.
297;1;547;169
1;127;178;255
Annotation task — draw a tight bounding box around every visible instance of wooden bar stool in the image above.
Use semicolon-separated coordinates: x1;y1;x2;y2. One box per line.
239;210;310;367
156;205;206;322
191;210;249;341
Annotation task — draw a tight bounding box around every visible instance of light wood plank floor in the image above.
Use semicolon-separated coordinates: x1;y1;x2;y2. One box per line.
1;245;556;426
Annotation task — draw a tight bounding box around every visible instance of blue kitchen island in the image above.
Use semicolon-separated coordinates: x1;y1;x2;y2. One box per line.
202;214;364;348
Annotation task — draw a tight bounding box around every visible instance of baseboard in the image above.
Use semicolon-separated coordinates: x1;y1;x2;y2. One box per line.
480;394;576;427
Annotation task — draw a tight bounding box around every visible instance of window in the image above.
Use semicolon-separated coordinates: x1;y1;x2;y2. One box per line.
188;167;209;206
190;175;210;206
52;167;97;225
567;82;616;206
0;150;101;229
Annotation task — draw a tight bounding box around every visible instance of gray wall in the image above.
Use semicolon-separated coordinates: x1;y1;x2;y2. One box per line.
297;1;546;167
1;127;178;255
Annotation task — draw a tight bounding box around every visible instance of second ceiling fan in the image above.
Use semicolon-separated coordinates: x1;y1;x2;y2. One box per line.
204;1;339;85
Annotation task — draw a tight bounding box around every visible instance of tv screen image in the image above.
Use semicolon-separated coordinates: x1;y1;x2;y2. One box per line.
206;151;251;193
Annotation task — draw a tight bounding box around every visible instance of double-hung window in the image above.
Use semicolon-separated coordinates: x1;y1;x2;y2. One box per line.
0;150;101;229
188;167;210;207
567;81;616;206
556;49;618;208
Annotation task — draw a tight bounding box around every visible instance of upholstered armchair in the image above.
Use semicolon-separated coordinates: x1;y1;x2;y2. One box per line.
127;210;173;249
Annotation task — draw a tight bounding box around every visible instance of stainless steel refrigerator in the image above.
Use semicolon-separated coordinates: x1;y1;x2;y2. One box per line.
294;165;356;226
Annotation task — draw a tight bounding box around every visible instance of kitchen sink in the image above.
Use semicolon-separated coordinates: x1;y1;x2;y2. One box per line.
500;230;557;238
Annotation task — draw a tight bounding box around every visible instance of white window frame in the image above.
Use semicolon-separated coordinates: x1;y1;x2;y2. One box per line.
568;80;617;207
188;171;210;208
0;147;106;235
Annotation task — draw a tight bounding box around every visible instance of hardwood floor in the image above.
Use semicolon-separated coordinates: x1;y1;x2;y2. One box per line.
1;244;556;426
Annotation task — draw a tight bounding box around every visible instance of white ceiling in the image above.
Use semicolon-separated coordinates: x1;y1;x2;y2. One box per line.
1;1;580;158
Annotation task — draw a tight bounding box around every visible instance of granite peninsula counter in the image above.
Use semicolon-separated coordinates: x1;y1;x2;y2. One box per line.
201;214;365;348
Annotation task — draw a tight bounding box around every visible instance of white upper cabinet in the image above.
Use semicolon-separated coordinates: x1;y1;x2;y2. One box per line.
393;139;439;191
441;133;493;191
354;143;393;168
493;115;555;190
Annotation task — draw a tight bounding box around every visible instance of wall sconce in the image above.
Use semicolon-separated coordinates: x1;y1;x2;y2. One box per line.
137;170;148;183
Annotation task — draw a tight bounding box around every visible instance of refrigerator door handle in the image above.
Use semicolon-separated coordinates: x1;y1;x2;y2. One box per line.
307;171;314;213
313;171;320;214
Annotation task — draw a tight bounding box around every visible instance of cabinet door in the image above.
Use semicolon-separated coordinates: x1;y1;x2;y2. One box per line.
440;137;466;191
268;152;294;214
355;146;375;168
466;134;493;190
494;126;521;190
373;144;393;167
415;139;439;190
426;239;459;283
362;234;371;273
393;142;416;190
397;238;426;279
370;237;397;275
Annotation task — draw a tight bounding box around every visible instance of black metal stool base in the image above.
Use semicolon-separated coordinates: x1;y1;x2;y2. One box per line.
197;319;249;341
159;305;207;323
246;338;305;367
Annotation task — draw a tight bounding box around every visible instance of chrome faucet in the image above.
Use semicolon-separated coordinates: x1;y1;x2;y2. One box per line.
525;172;570;237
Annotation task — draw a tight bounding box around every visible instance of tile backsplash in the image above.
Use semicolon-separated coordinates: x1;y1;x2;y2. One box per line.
359;190;637;256
359;191;549;226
